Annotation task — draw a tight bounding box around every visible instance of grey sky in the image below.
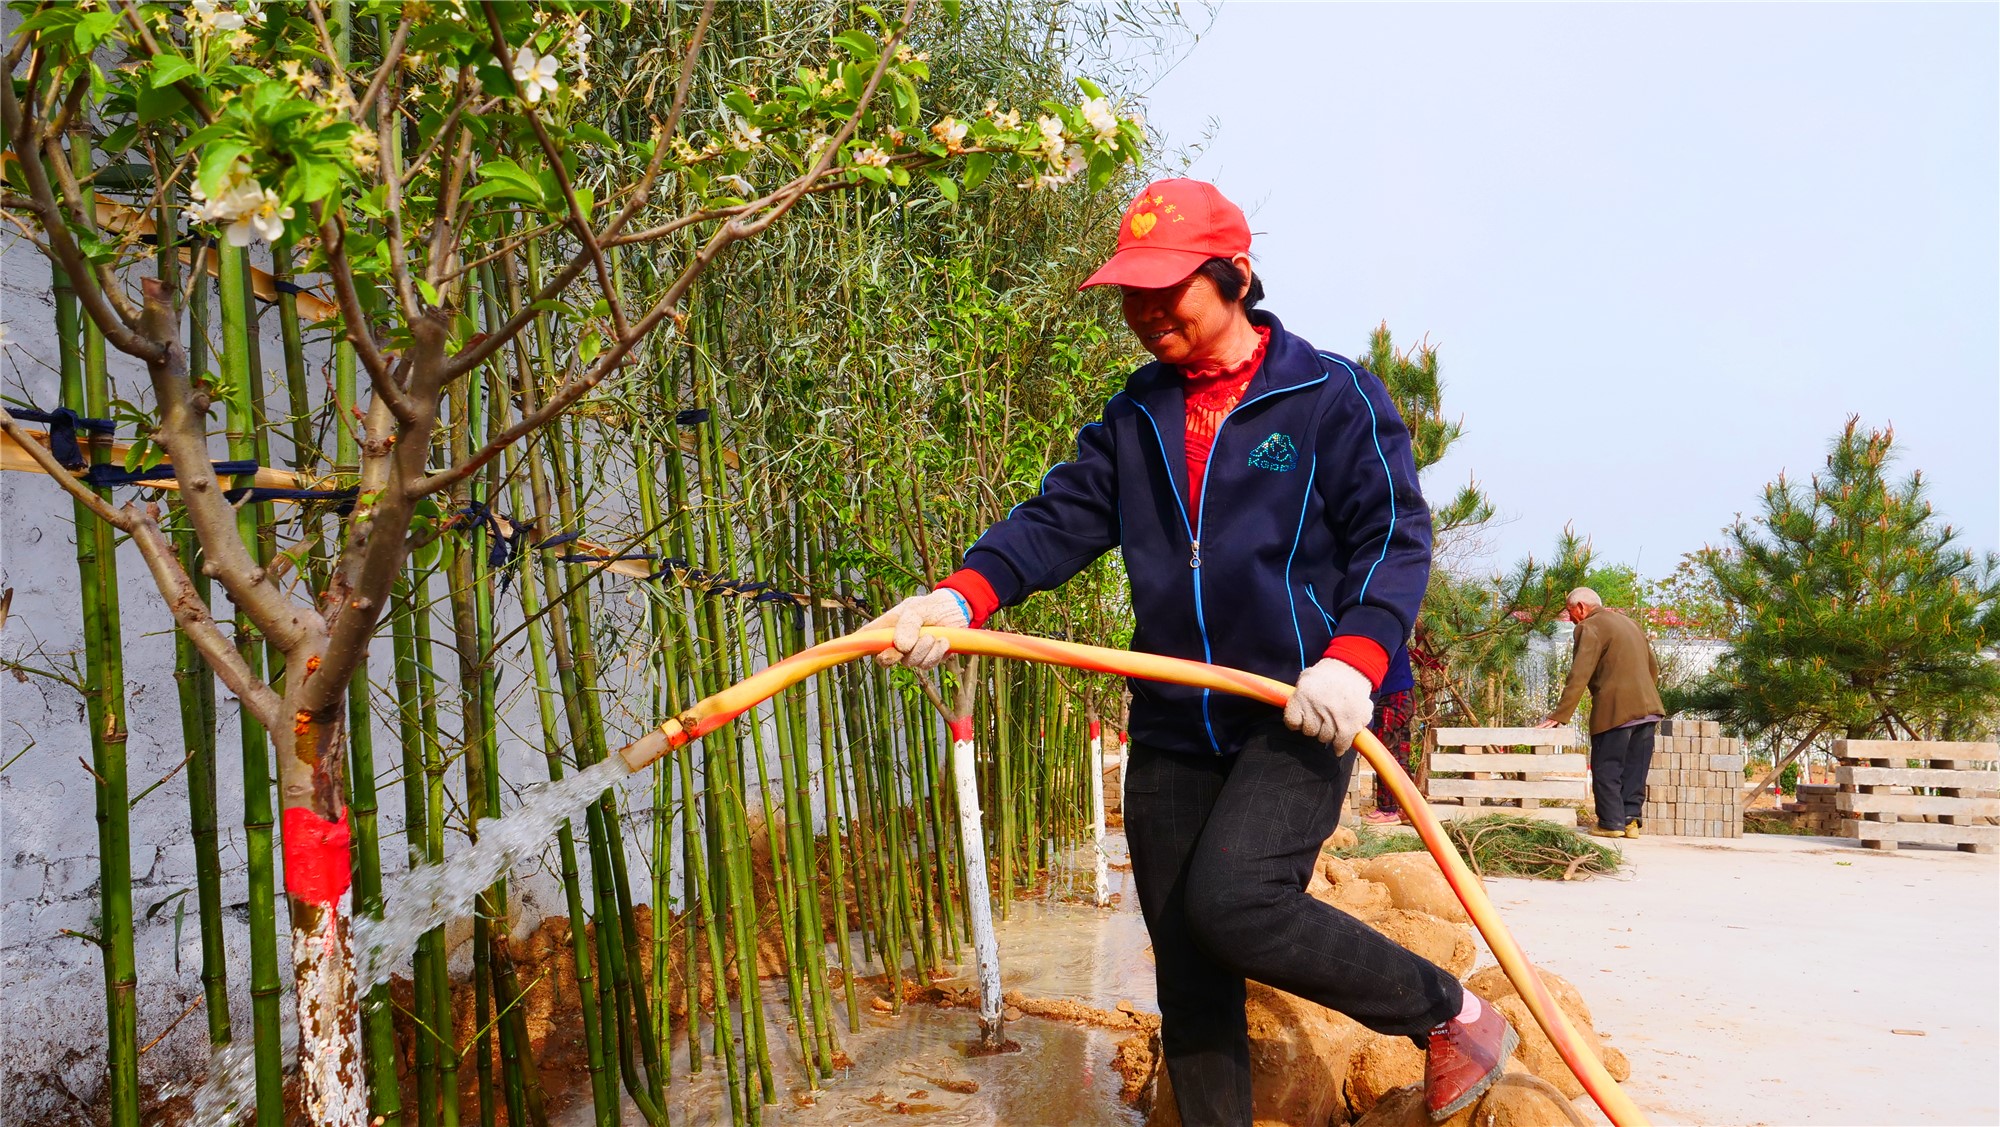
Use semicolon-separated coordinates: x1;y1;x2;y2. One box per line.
1136;3;1998;575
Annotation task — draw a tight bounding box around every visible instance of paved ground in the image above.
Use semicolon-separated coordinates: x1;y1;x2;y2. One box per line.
567;830;1997;1126
1481;832;1999;1126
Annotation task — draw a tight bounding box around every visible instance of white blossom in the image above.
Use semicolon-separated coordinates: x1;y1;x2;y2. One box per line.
727;116;764;151
1081;97;1120;144
570;24;594;77
510;46;560;104
190;164;292;246
717;174;755;197
188;0;245;32
930;116;969;153
227;187;294;247
851;146;891;169
1036;114;1067;158
0;323;12;350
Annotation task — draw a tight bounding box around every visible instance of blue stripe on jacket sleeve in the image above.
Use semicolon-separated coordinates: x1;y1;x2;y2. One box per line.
1324;356;1398;607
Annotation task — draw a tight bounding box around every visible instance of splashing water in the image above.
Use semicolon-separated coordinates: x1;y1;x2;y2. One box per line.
173;755;634;1125
356;754;634;988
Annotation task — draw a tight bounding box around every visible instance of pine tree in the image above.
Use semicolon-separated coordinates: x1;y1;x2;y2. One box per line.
1366;325;1591;727
1695;418;2000;778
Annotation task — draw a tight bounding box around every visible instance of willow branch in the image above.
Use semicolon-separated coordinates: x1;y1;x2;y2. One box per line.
0;74;164;362
112;0;216;125
659;0;716;146
354;14;413;121
127;507;285;730
480;3;628;340
311;205;414;423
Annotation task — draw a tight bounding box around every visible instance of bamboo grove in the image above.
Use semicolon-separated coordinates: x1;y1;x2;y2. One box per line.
0;1;1172;1122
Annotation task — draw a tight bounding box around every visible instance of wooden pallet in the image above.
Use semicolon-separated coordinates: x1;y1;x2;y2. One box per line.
1424;728;1583;827
1835;739;1999;854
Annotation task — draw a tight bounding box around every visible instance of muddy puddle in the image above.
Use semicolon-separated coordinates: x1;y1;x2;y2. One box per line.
562;835;1154;1125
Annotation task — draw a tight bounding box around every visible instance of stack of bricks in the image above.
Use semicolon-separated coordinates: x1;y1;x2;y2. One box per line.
1790;784;1842;835
1641;718;1745;837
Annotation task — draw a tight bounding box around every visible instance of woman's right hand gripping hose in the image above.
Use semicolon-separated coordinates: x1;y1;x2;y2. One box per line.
863;589;971;670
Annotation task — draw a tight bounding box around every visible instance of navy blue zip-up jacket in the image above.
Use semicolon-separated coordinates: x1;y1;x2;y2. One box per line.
956;310;1433;756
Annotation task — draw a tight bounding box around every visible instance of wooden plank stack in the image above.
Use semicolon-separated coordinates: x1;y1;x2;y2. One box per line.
1424;727;1586;826
1834;739;1998;854
1640;718;1745;838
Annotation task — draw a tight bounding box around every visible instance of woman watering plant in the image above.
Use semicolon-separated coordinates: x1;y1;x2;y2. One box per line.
868;179;1516;1125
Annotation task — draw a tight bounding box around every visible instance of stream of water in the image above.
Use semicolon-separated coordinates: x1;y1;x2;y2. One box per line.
354;754;634;990
173;754;638;1125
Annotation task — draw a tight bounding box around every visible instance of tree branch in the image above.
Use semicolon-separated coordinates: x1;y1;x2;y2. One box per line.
0;71;165;363
0;407;284;729
126;505;285;731
311;205;415;424
133;277;319;654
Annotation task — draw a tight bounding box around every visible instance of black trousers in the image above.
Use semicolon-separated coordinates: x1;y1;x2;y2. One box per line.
1126;720;1464;1127
1589;721;1657;831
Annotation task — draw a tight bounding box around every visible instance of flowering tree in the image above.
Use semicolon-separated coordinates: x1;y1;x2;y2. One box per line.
0;1;1139;1120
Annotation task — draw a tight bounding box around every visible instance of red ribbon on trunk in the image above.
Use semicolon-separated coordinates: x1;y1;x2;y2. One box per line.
282;806;353;905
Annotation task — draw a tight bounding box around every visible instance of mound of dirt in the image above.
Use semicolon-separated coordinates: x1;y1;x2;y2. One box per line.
1355;1073;1585;1127
1354;852;1472;924
1463;966;1632;1100
1344;1033;1425;1118
1308;856;1395;918
1366;909;1477;979
1148;980;1372;1127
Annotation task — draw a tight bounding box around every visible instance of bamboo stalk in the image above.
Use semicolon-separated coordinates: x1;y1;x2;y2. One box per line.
392;573;442;1127
173;235;232;1050
217;244;286;1125
51;173;139;1127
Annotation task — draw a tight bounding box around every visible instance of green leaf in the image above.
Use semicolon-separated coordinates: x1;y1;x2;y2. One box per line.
572;122;617;147
293;158;342;204
579;329;603;368
150;55;200;90
941;0;961;21
416;278;440;307
197;142;248;196
833;30;877;62
1077;77;1106;100
928;172;959;204
74;10;120;52
134;83;189;125
963;152;994;191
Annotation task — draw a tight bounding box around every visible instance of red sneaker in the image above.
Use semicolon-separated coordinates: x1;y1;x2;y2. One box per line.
1424;1000;1518;1121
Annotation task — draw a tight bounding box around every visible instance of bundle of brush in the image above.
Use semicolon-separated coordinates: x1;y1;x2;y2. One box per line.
1441;815;1623;881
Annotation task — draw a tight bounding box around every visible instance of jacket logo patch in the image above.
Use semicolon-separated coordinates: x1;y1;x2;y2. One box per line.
1247;433;1297;472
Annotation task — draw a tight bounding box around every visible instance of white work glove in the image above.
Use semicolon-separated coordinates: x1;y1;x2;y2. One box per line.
863;589;970;670
1284;658;1375;750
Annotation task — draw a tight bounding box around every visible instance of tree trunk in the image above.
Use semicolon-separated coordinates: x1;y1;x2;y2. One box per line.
282;702;369;1125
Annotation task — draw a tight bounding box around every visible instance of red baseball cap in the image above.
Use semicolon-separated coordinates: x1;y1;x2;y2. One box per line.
1080;178;1252;290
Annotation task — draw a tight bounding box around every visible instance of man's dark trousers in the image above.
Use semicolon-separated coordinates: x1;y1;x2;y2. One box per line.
1590;721;1657;831
1125;720;1462;1126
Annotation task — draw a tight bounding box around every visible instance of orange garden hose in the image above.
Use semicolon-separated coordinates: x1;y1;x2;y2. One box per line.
614;627;1651;1127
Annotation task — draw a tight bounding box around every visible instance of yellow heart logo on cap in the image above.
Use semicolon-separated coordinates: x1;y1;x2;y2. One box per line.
1130;211;1157;239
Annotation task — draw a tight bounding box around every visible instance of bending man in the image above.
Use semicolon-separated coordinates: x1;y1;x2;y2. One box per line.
1534;587;1666;839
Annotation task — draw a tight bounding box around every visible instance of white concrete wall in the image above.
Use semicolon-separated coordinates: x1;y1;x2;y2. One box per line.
0;227;919;1121
0;238;638;1119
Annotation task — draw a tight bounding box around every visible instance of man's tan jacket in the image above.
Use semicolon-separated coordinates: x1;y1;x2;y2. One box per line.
1546;607;1665;734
